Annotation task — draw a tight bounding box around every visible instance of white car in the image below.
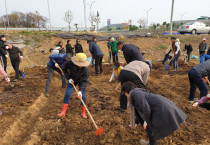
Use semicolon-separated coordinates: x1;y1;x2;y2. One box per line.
177;22;210;35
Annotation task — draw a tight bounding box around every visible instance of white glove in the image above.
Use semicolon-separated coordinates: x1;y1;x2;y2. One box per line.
5;55;8;58
69;79;74;84
198;49;199;52
5;77;10;83
5;46;9;50
55;63;59;68
205;50;207;52
143;121;148;131
175;52;178;55
77;91;82;100
20;56;23;60
193;102;198;108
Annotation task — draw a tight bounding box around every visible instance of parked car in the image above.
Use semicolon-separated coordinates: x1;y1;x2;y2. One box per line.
177;22;210;35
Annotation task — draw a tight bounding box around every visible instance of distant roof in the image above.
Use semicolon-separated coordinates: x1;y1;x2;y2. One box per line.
197;16;210;20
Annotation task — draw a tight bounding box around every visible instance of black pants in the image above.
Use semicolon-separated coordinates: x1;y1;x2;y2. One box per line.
119;70;146;110
0;56;7;72
162;54;172;65
95;55;103;74
199;51;205;57
135;110;158;145
112;51;118;63
11;59;22;79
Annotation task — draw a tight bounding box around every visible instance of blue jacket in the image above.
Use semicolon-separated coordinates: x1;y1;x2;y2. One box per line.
89;41;103;57
47;53;67;69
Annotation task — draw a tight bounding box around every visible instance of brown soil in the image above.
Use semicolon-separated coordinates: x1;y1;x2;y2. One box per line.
0;32;210;145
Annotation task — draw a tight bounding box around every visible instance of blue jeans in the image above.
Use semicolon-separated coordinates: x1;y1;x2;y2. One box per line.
173;51;180;69
188;68;208;100
63;82;86;105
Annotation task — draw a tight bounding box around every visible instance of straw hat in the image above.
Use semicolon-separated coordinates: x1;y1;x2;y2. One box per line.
71;53;90;67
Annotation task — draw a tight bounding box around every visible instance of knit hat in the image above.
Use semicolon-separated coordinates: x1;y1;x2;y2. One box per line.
117;41;124;46
71;53;90;67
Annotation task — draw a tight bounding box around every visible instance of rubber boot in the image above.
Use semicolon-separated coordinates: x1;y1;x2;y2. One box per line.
81;106;87;119
57;104;68;117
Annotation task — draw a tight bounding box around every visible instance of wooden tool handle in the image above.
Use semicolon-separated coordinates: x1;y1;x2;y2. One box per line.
72;83;99;129
58;66;64;75
115;83;121;90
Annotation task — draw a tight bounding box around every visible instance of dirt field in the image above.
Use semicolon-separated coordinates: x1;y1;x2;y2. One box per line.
0;31;210;145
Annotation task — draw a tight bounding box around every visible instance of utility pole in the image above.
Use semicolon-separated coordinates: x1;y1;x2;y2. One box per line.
4;0;10;29
170;0;174;35
90;1;95;30
83;0;87;31
47;0;52;31
144;8;152;29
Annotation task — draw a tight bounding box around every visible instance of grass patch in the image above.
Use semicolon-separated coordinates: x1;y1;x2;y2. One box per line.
156;44;167;50
24;40;30;45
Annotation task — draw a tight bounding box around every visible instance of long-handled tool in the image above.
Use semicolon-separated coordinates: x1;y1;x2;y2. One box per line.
57;66;64;75
165;58;173;70
204;77;210;85
72;83;104;136
115;83;121;90
21;60;26;79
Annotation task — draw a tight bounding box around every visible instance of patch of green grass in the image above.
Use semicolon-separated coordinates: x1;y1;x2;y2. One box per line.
19;31;31;35
24;40;30;45
156;44;167;50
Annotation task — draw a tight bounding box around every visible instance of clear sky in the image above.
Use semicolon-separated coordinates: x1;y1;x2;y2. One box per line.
0;0;210;28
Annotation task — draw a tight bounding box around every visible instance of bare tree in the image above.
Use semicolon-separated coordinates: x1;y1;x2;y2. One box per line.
64;10;73;32
137;19;146;29
89;12;95;31
93;11;100;31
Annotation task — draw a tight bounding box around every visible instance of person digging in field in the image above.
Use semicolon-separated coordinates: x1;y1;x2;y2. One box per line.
45;53;68;97
109;61;123;83
109;37;119;63
119;60;152;113
200;54;210;63
6;42;23;82
117;41;144;64
183;42;193;62
0;63;10;82
75;39;83;55
198;38;207;57
162;44;173;65
171;37;181;71
107;37;112;63
188;59;210;103
88;37;104;75
0;35;8;72
193;94;210;110
121;81;187;145
58;53;90;118
66;40;74;59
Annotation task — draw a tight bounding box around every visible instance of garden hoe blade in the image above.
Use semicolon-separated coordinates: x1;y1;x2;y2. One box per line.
22;72;26;79
165;64;169;70
95;127;104;136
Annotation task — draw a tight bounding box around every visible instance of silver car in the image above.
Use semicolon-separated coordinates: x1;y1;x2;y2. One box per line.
177;22;210;34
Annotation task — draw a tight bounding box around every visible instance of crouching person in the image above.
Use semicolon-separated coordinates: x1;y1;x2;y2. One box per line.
0;63;10;82
122;81;187;145
109;61;123;82
188;60;210;103
58;53;90;118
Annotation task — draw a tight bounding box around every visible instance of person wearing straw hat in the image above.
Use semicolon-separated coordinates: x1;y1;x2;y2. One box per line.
58;53;90;118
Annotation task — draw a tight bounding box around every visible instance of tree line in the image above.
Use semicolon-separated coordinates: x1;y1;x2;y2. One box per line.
0;11;48;28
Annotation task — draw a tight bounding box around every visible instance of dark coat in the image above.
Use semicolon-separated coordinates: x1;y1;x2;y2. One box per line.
184;44;193;54
0;40;7;56
192;59;210;77
130;88;187;140
7;46;23;61
89;41;103;57
75;43;83;54
122;44;144;64
62;60;89;92
66;44;74;54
